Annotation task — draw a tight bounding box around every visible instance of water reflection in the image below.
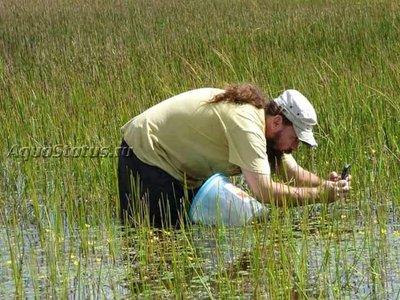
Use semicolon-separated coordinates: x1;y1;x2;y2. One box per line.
0;216;400;298
188;219;400;299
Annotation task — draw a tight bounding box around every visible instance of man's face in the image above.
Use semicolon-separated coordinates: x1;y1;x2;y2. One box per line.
268;124;300;154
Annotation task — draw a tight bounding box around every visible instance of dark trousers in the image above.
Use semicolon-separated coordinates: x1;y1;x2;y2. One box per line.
117;140;199;228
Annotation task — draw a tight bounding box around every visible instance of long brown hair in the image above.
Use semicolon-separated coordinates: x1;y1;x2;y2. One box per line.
209;83;267;108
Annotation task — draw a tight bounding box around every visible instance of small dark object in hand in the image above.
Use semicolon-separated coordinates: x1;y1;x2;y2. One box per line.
341;164;351;180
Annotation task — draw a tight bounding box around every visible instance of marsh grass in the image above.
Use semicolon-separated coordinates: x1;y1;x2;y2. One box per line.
1;0;400;298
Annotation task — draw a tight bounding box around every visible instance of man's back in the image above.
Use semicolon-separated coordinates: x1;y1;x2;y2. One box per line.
121;88;269;187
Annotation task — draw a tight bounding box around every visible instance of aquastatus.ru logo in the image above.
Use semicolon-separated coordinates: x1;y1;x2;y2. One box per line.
7;144;123;160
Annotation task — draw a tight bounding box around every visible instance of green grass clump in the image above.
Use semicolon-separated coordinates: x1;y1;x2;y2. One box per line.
1;0;400;298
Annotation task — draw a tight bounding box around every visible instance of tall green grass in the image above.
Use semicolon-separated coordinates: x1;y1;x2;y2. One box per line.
1;0;400;298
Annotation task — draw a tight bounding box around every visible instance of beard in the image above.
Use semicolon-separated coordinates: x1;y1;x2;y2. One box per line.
266;130;296;172
267;130;293;154
266;137;283;172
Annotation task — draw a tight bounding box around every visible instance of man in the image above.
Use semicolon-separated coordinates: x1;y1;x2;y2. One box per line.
118;84;350;227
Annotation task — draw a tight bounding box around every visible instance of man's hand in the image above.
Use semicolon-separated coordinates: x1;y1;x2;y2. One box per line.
328;171;339;181
327;171;352;183
323;179;351;203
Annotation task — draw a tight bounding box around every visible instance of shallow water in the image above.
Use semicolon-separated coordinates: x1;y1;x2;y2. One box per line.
1;210;400;299
0;225;131;299
194;224;400;299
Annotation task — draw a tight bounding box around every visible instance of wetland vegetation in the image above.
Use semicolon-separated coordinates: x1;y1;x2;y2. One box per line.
1;0;400;298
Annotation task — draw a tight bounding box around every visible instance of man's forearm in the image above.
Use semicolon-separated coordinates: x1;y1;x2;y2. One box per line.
260;181;324;207
287;166;322;187
243;169;327;207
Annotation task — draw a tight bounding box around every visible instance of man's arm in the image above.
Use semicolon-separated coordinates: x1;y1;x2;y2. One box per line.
277;154;322;187
285;164;322;187
242;168;348;206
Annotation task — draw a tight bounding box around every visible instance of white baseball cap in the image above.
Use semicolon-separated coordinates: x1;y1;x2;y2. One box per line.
274;89;318;147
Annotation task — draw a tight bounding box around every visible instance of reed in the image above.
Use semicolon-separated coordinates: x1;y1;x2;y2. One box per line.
1;0;399;298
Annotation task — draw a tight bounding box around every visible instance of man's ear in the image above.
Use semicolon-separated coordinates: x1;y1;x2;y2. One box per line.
271;114;283;130
265;114;284;138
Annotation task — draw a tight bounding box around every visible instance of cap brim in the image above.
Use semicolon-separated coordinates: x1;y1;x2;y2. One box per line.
293;125;317;148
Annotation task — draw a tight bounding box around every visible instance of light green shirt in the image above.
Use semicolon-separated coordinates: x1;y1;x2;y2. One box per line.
121;88;296;187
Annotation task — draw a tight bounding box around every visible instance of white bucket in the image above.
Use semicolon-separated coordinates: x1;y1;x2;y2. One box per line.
189;173;267;226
